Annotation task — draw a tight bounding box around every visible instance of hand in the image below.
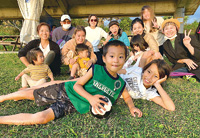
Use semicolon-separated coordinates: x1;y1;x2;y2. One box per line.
130;107;142;117
69;58;76;65
152;18;159;29
15;76;20;81
183;59;198;70
74;56;79;61
183;30;192;48
89;95;107;114
142;50;155;59
86;60;93;68
104;33;113;45
154;75;167;87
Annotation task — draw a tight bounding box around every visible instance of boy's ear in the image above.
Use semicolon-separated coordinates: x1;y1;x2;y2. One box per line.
102;56;105;63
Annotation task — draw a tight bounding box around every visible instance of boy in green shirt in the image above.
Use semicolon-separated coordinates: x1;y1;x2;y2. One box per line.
0;40;142;125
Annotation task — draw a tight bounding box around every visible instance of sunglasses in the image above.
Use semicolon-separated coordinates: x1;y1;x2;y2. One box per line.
63;20;71;24
90;19;97;22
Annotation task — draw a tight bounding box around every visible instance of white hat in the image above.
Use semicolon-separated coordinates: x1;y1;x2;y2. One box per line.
61;15;71;21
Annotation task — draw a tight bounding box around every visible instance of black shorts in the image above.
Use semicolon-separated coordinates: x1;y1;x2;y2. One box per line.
33;83;76;120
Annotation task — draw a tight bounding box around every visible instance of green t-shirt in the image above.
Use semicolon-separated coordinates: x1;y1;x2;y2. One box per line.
65;65;126;114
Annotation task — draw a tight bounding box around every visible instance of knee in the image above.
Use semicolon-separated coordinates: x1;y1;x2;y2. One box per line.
32;111;54;124
22;74;28;79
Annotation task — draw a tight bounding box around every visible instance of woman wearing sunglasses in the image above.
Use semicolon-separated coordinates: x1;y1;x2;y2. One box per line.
85;14;108;65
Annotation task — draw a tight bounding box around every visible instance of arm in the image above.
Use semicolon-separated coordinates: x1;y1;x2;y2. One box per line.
122;88;142;117
18;39;39;66
47;66;54;81
150;76;175;111
86;41;97;67
144;34;159;52
48;73;54;81
15;70;25;81
19;57;30;67
73;68;107;113
103;33;112;45
177;59;198;70
61;41;73;65
183;30;194;55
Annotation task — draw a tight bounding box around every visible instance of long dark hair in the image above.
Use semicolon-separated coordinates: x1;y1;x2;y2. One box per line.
142;59;171;79
130;34;148;53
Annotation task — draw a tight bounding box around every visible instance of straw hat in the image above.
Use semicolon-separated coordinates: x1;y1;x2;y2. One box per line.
161;18;180;31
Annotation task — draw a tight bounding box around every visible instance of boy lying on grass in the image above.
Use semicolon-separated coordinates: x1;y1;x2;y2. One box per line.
0;40;142;125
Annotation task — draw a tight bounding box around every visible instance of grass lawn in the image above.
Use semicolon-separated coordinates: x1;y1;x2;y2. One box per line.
0;53;199;137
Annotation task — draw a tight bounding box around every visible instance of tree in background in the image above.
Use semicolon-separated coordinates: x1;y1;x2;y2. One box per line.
119;17;132;32
71;18;88;27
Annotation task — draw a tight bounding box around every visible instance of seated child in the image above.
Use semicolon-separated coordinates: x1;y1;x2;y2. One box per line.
123;34;149;69
119;57;175;111
68;44;91;79
15;47;54;90
0;40;142;125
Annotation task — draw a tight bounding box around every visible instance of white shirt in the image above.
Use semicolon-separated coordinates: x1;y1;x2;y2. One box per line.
85;26;108;52
119;57;159;100
39;43;50;58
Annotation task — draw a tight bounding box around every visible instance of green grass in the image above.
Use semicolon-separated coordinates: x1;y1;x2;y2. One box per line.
0;54;199;137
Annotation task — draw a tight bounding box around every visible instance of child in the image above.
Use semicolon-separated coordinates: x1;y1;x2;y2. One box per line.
122;34;149;69
104;20;130;47
161;18;200;80
119;58;175;111
0;40;142;125
68;44;91;80
15;47;54;90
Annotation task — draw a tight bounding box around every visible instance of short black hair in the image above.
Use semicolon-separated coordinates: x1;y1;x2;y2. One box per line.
103;40;128;59
26;47;43;65
75;44;89;54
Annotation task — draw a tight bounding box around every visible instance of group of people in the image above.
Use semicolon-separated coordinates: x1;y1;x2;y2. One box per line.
0;5;200;125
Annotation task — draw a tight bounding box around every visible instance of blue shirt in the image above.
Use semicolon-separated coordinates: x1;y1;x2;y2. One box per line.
109;32;130;46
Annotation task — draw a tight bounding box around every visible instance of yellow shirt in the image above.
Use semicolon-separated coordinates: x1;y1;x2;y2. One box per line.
69;56;90;69
23;64;52;80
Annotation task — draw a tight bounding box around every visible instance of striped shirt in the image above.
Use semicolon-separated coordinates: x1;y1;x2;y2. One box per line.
23;64;52;80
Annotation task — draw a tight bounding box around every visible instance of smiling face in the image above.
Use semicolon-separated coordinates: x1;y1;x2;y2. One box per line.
142;9;151;21
38;25;50;40
75;30;86;44
89;16;97;28
103;46;126;77
142;63;160;88
109;25;119;36
163;24;177;38
132;22;144;35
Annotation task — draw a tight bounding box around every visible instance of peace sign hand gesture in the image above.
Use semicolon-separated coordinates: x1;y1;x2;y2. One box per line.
183;30;192;48
152;18;159;29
